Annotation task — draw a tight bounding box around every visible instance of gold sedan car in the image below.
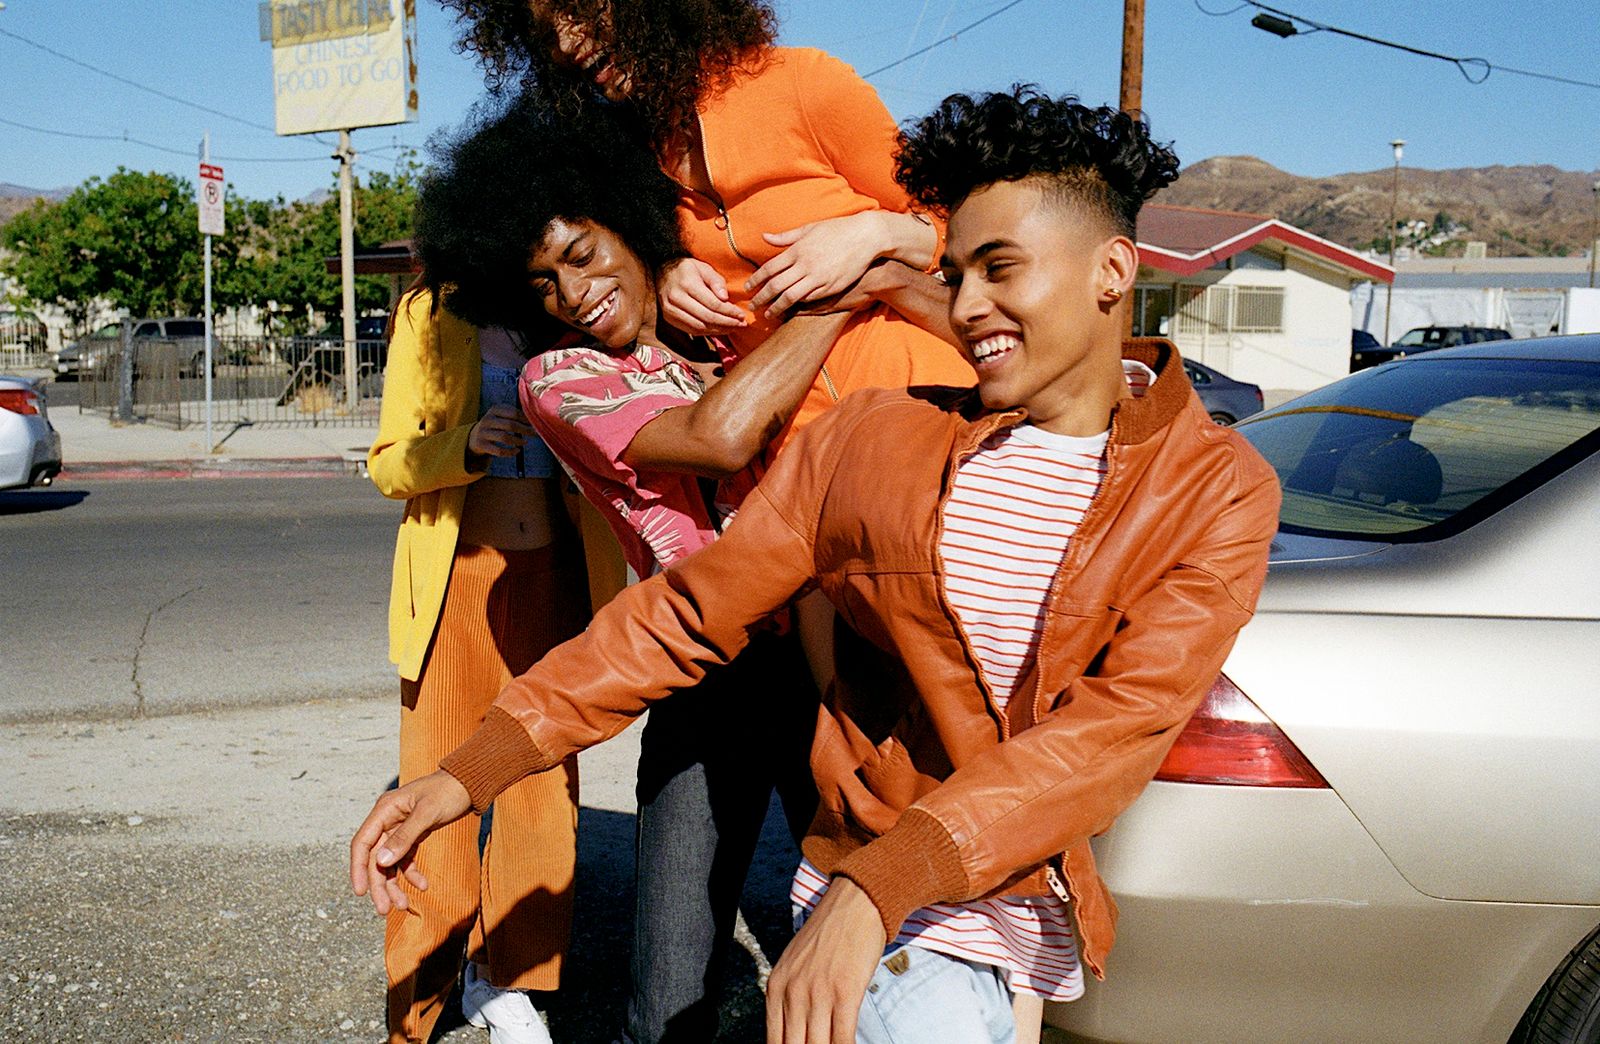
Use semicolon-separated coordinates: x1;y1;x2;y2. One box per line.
1049;336;1600;1044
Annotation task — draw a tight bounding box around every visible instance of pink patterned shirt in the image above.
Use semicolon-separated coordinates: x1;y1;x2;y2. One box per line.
519;339;757;577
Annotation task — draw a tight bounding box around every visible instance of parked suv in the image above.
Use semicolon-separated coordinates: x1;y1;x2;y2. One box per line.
1351;325;1512;370
130;317;209;377
55;318;210;379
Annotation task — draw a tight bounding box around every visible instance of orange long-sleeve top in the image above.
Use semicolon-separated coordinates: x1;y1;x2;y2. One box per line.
676;47;975;446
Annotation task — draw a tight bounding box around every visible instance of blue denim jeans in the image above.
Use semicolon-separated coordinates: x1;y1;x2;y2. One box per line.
856;944;1017;1044
622;629;819;1044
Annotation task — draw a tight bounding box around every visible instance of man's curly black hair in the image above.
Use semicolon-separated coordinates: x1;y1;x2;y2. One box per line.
438;0;776;156
895;85;1180;239
414;88;685;339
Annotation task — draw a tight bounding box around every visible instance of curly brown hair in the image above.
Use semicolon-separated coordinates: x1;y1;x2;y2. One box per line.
439;0;777;155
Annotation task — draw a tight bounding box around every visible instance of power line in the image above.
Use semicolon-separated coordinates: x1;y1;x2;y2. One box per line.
0;115;336;165
862;0;1033;80
1205;1;1600;91
0;25;335;148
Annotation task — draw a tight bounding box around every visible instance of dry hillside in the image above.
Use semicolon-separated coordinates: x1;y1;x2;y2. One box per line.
1154;156;1600;258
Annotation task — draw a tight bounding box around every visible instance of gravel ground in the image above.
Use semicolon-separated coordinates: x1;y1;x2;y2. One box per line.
0;698;799;1043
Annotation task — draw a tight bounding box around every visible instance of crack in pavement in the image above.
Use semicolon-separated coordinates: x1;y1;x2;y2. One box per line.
130;586;201;717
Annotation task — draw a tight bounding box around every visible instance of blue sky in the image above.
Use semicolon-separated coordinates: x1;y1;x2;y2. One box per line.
1;0;1596;203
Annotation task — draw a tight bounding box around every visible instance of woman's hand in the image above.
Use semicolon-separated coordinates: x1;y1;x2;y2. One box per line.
350;770;473;915
789;260;906;317
746;212;890;320
659;257;748;335
468;405;533;459
748;209;939;320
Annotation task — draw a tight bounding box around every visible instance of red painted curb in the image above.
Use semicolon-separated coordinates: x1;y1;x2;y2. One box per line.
58;457;358;481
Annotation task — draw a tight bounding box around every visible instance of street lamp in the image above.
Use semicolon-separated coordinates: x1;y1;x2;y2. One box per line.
1589;178;1599;290
1385;139;1405;345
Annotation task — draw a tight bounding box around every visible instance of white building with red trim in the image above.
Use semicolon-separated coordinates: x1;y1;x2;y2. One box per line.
1135;203;1393;393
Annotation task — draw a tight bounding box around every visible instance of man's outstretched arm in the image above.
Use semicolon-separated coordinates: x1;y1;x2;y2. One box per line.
349;402;858;912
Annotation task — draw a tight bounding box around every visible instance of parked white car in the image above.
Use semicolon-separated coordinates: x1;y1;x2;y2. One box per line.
0;375;62;490
1049;335;1600;1044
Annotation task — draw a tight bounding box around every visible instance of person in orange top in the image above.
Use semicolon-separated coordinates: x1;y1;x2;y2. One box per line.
438;0;976;451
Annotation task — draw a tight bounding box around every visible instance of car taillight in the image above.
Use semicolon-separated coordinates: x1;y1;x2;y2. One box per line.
0;388;40;416
1156;673;1327;788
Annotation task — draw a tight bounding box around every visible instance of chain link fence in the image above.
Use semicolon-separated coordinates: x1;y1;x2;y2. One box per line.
70;335;385;428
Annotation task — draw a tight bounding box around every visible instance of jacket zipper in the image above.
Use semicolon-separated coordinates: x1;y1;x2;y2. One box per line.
684;113;839;402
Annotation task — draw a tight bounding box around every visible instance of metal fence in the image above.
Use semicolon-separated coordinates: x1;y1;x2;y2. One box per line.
0;345;53;371
71;335;385;429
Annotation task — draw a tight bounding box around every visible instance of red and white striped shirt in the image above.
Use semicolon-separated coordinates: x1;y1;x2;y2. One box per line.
792;361;1154;1002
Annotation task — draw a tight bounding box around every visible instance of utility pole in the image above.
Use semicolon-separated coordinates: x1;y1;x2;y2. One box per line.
336;130;359;408
1385;139;1405;345
1589;178;1599;290
1120;0;1145;340
1120;0;1145;115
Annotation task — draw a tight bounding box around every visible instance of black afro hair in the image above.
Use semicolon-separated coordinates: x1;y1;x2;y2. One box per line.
414;87;686;337
895;85;1180;239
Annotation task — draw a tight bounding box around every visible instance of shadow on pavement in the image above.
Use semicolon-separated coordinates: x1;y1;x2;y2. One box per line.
0;489;91;515
421;799;798;1043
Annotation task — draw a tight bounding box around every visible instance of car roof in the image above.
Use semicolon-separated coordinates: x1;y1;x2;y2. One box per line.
1407;333;1600;364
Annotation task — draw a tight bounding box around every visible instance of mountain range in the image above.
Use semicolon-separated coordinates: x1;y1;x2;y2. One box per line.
1153;156;1600;258
7;160;1600;258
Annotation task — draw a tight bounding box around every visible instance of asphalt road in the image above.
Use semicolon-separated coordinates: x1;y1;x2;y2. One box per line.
0;476;798;1042
0;477;397;722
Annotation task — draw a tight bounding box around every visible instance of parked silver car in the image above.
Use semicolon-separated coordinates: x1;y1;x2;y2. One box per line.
1049;335;1600;1044
0;375;62;489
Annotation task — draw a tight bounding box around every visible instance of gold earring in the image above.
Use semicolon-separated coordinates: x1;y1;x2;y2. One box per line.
1104;287;1124;303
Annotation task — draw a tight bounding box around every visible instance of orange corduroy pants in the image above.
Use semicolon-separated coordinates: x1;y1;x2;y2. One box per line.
386;543;586;1044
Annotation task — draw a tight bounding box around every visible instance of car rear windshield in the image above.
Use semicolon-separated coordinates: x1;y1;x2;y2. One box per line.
1235;357;1600;540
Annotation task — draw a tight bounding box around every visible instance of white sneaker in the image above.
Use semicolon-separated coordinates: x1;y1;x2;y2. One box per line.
461;962;554;1044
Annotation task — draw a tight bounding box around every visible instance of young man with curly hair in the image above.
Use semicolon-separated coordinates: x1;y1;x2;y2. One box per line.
354;86;1281;1043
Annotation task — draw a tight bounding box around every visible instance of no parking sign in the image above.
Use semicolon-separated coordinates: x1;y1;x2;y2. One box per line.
198;163;225;237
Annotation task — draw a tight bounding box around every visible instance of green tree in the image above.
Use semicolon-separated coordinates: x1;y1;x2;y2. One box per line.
0;169;206;323
240;156;420;333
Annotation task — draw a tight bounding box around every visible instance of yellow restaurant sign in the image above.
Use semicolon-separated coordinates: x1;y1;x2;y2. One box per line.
260;0;418;136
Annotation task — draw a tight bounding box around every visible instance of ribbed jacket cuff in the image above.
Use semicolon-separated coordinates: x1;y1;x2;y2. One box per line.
833;808;966;938
438;707;550;813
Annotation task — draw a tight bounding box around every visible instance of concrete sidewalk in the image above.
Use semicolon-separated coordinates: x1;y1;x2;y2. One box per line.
44;397;378;478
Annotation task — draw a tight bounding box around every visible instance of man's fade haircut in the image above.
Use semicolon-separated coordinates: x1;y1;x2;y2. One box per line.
414;88;685;339
895;85;1180;239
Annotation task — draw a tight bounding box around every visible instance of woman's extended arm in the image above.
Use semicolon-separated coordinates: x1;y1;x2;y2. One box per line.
622;310;851;478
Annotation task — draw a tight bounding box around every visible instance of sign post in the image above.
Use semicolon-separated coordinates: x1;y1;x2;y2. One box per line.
198;142;224;450
336;131;358;411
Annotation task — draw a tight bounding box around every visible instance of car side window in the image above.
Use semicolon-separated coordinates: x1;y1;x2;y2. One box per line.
1184;363;1211;386
133;322;159;338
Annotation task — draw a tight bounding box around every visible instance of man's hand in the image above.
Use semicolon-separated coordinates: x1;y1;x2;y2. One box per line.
747;213;888;320
659;257;749;335
766;877;887;1044
349;770;472;915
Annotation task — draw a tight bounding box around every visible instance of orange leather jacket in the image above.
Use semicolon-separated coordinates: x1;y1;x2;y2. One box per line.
442;340;1280;977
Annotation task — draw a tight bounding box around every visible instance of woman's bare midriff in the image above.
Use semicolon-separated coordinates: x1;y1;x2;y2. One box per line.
458;475;563;550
